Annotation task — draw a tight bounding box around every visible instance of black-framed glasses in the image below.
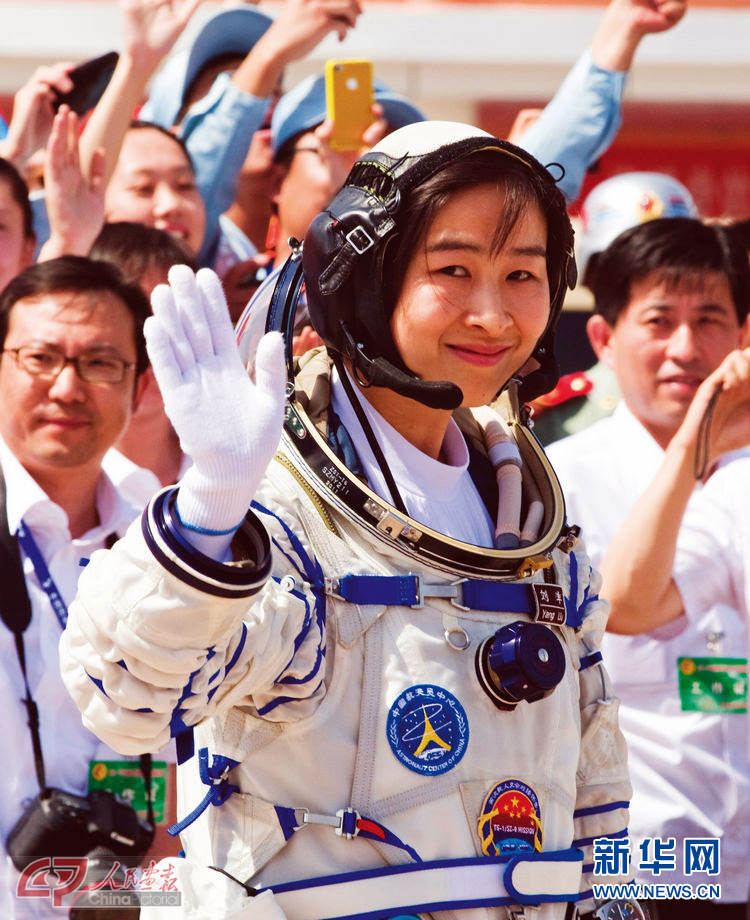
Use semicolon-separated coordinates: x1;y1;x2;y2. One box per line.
2;345;135;384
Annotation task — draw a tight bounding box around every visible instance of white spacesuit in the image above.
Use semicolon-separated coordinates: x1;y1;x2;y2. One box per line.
60;123;636;920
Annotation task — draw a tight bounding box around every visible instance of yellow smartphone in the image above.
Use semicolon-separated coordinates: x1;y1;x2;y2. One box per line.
324;59;374;151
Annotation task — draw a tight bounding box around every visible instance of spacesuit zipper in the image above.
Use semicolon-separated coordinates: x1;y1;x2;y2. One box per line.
273;453;340;536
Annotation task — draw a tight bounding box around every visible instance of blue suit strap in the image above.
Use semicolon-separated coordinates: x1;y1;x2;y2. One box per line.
461;581;537;614
168;747;239;836
338;574;422;607
333;574;574;624
273;805;423;864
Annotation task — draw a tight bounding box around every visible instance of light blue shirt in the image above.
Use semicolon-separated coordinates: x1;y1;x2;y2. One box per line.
518;50;626;202
30;192;50;260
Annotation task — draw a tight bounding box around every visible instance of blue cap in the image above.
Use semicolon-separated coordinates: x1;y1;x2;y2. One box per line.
271;74;425;157
141;7;273;128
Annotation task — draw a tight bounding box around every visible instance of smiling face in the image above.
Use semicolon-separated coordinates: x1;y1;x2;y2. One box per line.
105;128;206;255
390;182;550;409
591;269;743;446
0;291;141;482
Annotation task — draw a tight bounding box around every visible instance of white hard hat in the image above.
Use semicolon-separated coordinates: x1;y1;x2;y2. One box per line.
578;172;698;286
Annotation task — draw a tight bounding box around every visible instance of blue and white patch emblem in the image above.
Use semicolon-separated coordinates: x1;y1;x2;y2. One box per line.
386;684;469;776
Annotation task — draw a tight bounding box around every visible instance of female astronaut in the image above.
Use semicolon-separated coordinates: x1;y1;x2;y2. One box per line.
61;122;638;920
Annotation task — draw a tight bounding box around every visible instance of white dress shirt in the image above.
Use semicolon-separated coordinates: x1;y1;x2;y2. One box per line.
102;447;162;510
547;403;750;901
103;447;193;511
674;455;750;627
0;437;143;918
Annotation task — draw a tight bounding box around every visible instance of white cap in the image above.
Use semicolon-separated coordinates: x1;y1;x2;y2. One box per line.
578;171;699;285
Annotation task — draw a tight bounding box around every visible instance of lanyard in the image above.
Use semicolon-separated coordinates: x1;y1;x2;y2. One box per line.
16;519;68;630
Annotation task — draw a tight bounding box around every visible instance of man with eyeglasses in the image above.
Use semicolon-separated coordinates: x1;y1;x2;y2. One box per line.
0;255;151;917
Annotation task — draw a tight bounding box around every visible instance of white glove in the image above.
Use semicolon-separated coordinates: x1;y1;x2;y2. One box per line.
146;265;286;543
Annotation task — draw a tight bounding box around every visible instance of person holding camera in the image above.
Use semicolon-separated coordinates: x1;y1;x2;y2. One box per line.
0;257;155;917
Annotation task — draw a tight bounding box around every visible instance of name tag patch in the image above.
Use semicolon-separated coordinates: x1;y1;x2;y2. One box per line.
386;684;469;776
89;760;168;824
677;657;748;713
531;584;567;626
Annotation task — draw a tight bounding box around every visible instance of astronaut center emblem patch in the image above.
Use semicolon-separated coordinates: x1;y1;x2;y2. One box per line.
477;779;543;855
386;684;469;776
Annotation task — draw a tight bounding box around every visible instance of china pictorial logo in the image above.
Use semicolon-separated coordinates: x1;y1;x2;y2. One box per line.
17;857;182;909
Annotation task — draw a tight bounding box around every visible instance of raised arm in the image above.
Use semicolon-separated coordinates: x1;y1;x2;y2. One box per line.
591;0;686;72
59;268;328;755
37;107;106;260
79;0;203;185
229;0;361;101
177;0;363;266
146;266;286;557
0;62;74;179
601;347;750;634
518;0;687;201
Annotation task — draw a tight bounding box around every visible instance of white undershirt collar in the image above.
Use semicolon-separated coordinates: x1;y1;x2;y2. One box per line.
330;366;470;503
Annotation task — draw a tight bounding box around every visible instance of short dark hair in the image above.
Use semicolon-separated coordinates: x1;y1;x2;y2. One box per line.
128;120;195;174
89;221;197;286
593;217;750;327
0;256;151;377
381;148;572;319
0;157;34;241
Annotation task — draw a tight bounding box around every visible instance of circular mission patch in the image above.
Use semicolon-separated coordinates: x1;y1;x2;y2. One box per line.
386;684;469;776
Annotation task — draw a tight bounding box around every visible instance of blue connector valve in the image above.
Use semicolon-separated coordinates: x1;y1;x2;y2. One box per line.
475;621;566;710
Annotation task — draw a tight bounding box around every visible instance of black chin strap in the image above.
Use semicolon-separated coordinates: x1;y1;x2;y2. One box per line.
342;327;464;411
333;353;408;515
261;254;465;415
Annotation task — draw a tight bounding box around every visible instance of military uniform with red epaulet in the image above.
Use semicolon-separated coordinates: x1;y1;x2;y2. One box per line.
529;362;620;447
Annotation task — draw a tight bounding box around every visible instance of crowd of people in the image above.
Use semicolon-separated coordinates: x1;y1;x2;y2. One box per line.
0;0;749;919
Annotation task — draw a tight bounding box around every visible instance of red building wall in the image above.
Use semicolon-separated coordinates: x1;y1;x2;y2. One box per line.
479;100;750;219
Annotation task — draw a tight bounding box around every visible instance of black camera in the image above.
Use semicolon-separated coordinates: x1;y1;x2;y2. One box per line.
6;786;154;871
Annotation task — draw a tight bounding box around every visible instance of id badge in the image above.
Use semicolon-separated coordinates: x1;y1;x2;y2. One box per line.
677;657;748;713
88;760;168;823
